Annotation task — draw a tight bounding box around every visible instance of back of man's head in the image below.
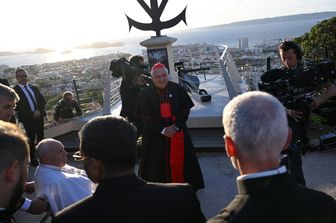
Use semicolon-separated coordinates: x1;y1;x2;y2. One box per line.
79;115;137;174
0;120;29;174
223;91;288;161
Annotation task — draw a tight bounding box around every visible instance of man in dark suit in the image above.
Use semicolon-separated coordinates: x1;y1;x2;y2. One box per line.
207;91;336;223
52;115;205;223
14;68;46;166
0;121;30;223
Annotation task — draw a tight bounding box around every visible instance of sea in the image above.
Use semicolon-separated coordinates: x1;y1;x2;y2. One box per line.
0;17;333;67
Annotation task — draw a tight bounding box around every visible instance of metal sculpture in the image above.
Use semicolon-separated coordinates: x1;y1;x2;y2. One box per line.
126;0;187;36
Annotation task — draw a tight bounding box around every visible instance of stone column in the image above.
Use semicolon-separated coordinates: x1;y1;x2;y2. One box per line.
140;36;178;83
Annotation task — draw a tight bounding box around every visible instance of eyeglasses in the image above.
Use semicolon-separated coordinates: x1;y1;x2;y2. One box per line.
72;151;91;161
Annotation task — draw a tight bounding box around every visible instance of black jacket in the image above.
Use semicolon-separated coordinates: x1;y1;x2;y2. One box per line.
52;174;206;223
14;84;46;123
207;172;336;223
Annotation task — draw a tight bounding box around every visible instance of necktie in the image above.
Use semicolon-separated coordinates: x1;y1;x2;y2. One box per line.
24;85;38;111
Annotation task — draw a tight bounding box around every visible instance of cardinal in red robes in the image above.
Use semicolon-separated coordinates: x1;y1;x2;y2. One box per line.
135;63;204;190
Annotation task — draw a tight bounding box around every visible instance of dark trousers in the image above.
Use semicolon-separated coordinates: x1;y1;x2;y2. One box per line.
22;117;44;160
287;117;307;186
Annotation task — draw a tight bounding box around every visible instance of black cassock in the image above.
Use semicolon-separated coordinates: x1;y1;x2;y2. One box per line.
135;81;204;190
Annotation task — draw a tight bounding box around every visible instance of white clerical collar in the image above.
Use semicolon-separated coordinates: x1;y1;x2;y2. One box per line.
237;166;287;181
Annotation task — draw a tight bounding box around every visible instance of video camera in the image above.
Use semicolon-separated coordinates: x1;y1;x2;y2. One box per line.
174;62;212;102
109;57;152;84
258;61;336;119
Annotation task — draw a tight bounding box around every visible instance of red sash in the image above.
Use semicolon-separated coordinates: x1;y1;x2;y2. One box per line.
160;102;185;183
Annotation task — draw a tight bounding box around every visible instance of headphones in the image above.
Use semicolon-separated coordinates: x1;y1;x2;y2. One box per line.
279;41;303;61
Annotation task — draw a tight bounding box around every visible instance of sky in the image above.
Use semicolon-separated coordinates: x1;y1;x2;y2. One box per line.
0;0;335;51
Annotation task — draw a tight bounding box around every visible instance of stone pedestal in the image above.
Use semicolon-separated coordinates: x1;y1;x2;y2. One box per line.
140;36;178;83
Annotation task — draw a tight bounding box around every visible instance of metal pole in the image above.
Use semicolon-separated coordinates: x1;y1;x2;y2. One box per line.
73;79;81;107
266;57;271;71
219;45;238;99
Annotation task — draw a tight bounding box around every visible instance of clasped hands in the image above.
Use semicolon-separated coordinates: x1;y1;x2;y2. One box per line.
163;124;178;138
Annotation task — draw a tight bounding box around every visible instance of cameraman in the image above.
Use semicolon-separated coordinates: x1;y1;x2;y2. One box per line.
119;55;146;136
261;41;336;186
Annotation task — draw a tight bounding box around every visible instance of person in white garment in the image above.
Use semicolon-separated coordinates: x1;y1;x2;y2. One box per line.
34;138;94;215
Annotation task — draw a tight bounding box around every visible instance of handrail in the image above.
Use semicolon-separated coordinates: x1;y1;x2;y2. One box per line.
219;45;241;99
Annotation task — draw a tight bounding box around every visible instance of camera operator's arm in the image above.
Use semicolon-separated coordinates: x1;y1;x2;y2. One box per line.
134;74;146;86
310;82;336;110
286;109;303;122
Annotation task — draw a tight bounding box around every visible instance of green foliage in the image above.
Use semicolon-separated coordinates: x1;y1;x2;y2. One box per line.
45;94;62;111
310;113;327;125
294;17;336;63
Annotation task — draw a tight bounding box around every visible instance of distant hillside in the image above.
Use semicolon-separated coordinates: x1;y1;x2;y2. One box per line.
170;11;336;48
76;41;125;49
207;11;336;28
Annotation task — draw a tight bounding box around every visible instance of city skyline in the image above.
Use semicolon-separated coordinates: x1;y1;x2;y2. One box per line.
0;0;335;51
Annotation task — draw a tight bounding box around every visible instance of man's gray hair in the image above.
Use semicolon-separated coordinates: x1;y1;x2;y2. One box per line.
223;91;288;159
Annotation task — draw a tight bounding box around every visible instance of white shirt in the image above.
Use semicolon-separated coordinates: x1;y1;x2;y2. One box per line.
237;166;287;181
34;164;95;214
18;84;37;112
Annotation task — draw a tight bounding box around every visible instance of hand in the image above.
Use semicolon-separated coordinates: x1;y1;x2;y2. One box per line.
24;181;35;194
309;96;323;110
58;118;64;123
286;109;303;122
27;197;49;214
163;124;177;138
135;75;146;85
33;110;41;118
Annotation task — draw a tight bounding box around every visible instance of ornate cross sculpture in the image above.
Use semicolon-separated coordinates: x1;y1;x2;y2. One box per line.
126;0;187;37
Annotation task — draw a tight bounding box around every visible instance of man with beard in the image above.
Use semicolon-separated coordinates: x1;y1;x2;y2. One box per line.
260;41;336;185
0;84;48;216
0;121;29;223
54;91;82;123
135;63;204;191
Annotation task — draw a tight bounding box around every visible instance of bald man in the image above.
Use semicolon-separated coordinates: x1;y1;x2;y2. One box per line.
34;139;94;215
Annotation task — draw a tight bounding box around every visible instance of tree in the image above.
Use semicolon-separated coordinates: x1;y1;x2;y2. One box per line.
294;17;336;63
